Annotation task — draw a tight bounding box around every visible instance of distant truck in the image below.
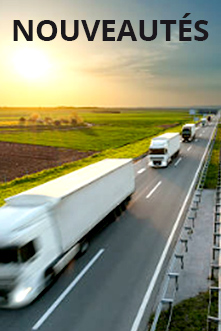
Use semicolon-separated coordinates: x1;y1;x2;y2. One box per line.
207;115;212;122
181;123;196;142
0;159;135;308
148;133;180;167
201;118;207;126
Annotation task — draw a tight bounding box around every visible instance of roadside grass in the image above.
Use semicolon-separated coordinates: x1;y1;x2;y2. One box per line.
0;124;183;206
148;291;217;331
204;124;221;189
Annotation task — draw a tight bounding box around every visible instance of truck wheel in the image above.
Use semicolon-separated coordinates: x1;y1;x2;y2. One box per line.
79;240;89;256
111;210;117;221
121;200;127;211
115;205;122;216
126;195;132;203
45;267;55;287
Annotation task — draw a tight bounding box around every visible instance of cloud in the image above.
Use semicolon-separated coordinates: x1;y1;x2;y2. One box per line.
72;28;195;82
164;28;197;49
79;48;167;80
164;30;182;49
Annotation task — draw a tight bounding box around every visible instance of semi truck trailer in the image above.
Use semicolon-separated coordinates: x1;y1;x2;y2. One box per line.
181;123;196;142
148;133;180;167
0;158;135;308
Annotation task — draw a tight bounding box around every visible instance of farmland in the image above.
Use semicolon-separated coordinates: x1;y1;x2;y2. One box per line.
0;108;190;151
0;107;191;205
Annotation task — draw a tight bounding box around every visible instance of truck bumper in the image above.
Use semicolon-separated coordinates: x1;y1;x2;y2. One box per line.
149;160;167;168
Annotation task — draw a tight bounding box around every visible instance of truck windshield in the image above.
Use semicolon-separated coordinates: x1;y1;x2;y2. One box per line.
182;129;191;134
0;247;18;264
149;148;167;155
0;241;36;264
19;241;36;262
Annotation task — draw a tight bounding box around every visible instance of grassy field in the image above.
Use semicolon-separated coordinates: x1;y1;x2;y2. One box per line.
148;291;217;331
204;124;221;189
0;125;163;151
0;108;190;151
0;108;192;205
0;107;189;123
0;123;184;206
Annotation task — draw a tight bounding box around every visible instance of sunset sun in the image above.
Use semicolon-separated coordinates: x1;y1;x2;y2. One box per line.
12;48;50;81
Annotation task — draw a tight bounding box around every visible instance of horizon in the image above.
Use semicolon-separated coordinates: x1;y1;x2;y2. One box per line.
0;105;220;110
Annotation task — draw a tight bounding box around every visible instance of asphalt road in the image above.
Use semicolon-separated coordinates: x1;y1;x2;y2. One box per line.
0;121;217;331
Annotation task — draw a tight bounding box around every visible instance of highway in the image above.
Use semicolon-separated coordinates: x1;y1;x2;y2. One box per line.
0;121;216;331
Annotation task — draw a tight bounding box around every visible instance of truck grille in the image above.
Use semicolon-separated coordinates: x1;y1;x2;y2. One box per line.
153;161;162;166
150;156;164;162
0;277;17;293
0;294;8;305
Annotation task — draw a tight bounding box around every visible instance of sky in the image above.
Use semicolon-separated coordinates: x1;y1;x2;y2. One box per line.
0;0;220;107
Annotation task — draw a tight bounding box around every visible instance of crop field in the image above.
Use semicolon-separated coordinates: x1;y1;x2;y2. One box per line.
0;107;192;204
0;108;190;151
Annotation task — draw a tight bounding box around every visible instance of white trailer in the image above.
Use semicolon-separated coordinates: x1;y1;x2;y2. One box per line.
148;133;180;167
181;123;196;142
0;159;135;308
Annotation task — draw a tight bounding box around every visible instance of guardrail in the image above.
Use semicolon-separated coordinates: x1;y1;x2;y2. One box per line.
208;130;221;330
149;122;218;331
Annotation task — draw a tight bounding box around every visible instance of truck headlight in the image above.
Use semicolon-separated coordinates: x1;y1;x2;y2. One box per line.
14;287;32;303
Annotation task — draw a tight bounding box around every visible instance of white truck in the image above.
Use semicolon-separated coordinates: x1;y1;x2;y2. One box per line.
201;117;207;126
181;123;196;142
148;133;180;167
0;158;135;308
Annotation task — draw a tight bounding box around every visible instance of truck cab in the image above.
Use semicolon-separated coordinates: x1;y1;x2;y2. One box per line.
148;133;180;168
149;143;169;167
201;118;207;126
181;124;196;142
0;199;60;308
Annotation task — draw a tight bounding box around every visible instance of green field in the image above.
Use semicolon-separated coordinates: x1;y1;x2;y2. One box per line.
204;124;221;189
148;291;217;331
0;108;190;151
0;108;193;205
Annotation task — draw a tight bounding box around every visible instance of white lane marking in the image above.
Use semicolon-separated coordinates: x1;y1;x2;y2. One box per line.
137;168;146;174
32;249;105;330
130;123;217;331
174;157;182;167
146;181;162;199
187;146;192;152
132;177;161;206
195;139;198;142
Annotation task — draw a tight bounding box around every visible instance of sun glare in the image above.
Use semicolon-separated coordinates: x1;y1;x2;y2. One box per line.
12;48;51;81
